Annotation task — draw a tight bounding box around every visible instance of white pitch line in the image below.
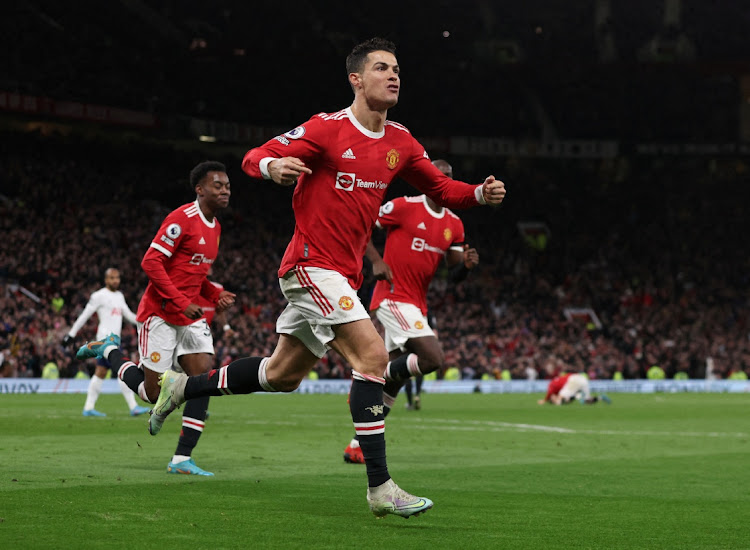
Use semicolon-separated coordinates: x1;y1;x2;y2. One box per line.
406;417;748;438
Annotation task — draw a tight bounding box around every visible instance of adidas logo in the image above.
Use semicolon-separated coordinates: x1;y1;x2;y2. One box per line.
417;222;426;230
341;148;356;159
199;237;206;245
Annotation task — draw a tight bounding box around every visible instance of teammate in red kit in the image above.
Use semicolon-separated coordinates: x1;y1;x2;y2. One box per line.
538;372;611;405
343;159;480;464
147;37;506;517
77;161;235;476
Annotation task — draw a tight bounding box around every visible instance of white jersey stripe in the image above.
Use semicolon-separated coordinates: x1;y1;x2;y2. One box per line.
385;120;410;133
320;109;347;120
184;205;200;217
149;242;173;257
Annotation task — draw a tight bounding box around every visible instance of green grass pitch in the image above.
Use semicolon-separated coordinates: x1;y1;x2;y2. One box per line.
1;392;748;549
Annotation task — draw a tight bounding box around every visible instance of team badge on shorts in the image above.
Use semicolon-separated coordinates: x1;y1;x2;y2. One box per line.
443;228;453;242
415;321;424;329
339;296;354;311
386;149;399;170
150;352;161;363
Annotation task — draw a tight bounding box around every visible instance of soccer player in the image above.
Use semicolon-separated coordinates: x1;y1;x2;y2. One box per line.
144;38;505;517
63;268;149;417
537;372;612;405
344;159;479;465
77;161;236;476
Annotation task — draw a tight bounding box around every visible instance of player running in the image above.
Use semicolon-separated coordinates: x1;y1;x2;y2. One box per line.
126;38;506;518
77;161;235;475
344;159;480;464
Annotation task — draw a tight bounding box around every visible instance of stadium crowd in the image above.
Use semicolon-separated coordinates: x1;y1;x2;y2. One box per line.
1;131;748;382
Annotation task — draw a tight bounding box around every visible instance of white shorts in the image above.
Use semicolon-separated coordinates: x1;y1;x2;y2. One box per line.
137;315;214;374
375;300;435;353
277;266;370;358
559;373;591;400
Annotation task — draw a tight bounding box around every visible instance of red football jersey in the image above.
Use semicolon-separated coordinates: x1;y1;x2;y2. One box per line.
136;201;223;326
195;281;224;326
370;195;465;314
242;107;484;290
545;373;571;400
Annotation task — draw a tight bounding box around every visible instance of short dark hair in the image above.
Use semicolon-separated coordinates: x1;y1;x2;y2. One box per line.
190;161;226;189
346;37;397;75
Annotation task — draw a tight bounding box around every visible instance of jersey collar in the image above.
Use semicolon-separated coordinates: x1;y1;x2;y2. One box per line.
345;107;385;139
421;195;446;219
194;200;216;228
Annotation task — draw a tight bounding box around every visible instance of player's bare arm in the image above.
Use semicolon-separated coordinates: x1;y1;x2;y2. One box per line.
481;177;506;205
365;240;392;282
268;157;313;186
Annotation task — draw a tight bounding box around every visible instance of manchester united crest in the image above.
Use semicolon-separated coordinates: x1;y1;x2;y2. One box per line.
443;228;453;242
415;321;424;330
339;296;354;311
386;149;399;170
150;352;161;363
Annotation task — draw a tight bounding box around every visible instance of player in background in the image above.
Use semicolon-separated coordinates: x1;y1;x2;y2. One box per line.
537;372;612;405
344;159;479;465
63;268;149;417
144;38;505;518
77;161;235;476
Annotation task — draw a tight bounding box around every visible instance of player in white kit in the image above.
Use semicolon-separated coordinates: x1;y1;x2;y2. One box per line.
64;268;149;417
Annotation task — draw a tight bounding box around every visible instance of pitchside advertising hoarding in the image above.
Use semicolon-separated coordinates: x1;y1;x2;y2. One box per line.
2;379;748;395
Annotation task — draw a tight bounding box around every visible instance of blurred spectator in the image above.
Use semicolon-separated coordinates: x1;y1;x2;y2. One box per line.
1;131;748;381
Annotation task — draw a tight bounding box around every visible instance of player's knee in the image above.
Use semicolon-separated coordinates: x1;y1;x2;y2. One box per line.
267;370;304;392
356;345;389;378
418;350;445;375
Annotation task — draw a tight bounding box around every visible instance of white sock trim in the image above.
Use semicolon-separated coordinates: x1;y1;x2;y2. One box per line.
407;353;422;376
138;381;153;404
102;345;117;360
258;357;277;392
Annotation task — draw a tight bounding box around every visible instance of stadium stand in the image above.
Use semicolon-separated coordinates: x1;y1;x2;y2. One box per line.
1;131;747;381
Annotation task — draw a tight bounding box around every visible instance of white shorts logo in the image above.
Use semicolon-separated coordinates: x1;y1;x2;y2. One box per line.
335;172;355;191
